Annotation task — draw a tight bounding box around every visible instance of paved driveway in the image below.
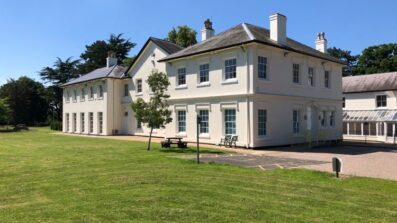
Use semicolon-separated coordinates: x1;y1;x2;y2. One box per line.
180;144;397;181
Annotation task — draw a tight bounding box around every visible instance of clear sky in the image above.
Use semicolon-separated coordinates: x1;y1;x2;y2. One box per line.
0;0;396;85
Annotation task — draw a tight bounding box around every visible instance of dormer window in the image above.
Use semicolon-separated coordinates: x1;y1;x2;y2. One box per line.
376;95;387;108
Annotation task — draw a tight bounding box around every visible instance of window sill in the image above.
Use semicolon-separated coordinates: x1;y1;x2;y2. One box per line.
175;85;187;90
221;79;238;85
72;100;77;103
80;100;85;102
88;98;94;101
135;93;143;97
197;82;210;88
176;132;187;137
258;78;271;83
199;133;210;139
97;97;103;100
65;101;70;104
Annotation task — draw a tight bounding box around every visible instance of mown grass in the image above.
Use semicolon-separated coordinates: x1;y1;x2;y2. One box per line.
0;128;396;222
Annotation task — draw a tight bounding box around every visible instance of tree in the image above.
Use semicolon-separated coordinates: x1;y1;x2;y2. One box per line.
327;47;359;76
39;57;80;121
0;98;11;125
167;25;197;47
353;43;397;75
131;71;172;150
79;33;136;74
0;77;48;125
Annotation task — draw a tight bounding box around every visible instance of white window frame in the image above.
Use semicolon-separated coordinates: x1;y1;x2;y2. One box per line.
324;71;331;88
73;90;77;102
321;110;327;128
136;79;142;94
223;58;237;81
376;94;387;108
65;113;69;132
80;112;85;133
258;56;268;80
89;87;94;100
65;91;70;103
224;109;236;135
198;63;210;84
98;112;103;134
292;64;300;84
98;85;104;99
124;84;129;97
80;88;85;102
176;67;187;88
72;113;77;132
329;111;335;127
89;112;94;133
292;109;300;134
258;109;267;136
177;110;186;134
308;67;315;87
198;110;209;135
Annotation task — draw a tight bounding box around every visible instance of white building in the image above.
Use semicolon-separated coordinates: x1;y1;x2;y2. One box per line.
62;13;345;148
343;72;397;143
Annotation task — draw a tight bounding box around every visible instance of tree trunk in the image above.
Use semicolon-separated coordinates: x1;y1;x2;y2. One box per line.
147;127;154;151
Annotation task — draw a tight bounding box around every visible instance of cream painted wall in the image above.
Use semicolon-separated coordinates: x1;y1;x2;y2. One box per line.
343;90;397;110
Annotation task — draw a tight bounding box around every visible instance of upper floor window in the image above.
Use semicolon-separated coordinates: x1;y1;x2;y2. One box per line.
177;68;186;86
66;91;70;102
292;110;300;134
258;109;267;136
224;58;236;80
81;88;85;101
98;85;103;98
308;67;315;86
136;80;142;93
258;56;267;79
124;84;129;96
324;71;330;88
89;87;94;99
293;64;300;84
376;95;387;108
321;111;327;127
199;64;209;83
73;90;77;102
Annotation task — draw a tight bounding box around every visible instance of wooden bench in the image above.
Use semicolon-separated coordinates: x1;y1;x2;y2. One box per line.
218;135;238;148
161;137;188;148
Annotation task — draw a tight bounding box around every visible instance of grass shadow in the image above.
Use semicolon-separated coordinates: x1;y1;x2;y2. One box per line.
159;147;225;154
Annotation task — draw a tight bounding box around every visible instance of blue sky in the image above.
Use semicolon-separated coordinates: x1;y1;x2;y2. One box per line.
0;0;396;85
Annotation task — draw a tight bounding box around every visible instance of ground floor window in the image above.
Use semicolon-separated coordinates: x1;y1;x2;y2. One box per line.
224;109;236;135
178;110;186;133
258;109;267;136
98;112;103;134
329;111;335;127
66;113;69;132
81;113;85;133
137;119;142;129
73;113;77;132
293;110;300;134
321;111;327;127
89;112;94;133
199;110;209;134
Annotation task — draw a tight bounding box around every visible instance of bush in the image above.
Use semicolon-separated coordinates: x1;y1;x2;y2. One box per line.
50;121;62;131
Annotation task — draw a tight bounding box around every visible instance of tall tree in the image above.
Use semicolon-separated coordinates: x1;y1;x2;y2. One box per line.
353;43;397;75
131;71;172;150
0;98;11;125
167;25;197;47
327;47;359;76
79;33;136;74
39;57;80;121
0;77;48;125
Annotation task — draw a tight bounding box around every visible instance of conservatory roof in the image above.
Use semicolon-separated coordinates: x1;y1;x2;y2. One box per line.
343;110;397;122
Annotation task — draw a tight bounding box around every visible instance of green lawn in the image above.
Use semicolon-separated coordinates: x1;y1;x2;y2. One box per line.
0;128;396;222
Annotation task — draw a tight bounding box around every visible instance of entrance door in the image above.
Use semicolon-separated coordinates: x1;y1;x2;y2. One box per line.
121;106;131;135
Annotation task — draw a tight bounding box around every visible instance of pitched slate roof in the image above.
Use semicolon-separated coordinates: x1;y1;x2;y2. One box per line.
61;65;127;87
159;23;345;65
343;72;397;93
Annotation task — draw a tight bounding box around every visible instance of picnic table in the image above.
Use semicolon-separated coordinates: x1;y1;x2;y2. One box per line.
161;137;188;148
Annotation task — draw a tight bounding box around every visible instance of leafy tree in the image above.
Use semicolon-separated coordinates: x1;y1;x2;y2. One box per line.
122;56;136;67
353;43;397;75
167;25;197;47
327;47;359;76
39;57;80;121
0;98;11;125
0;77;48;125
79;33;136;74
131;71;172;150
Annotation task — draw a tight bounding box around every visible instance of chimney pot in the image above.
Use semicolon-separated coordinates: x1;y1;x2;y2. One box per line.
201;19;215;41
315;32;328;53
